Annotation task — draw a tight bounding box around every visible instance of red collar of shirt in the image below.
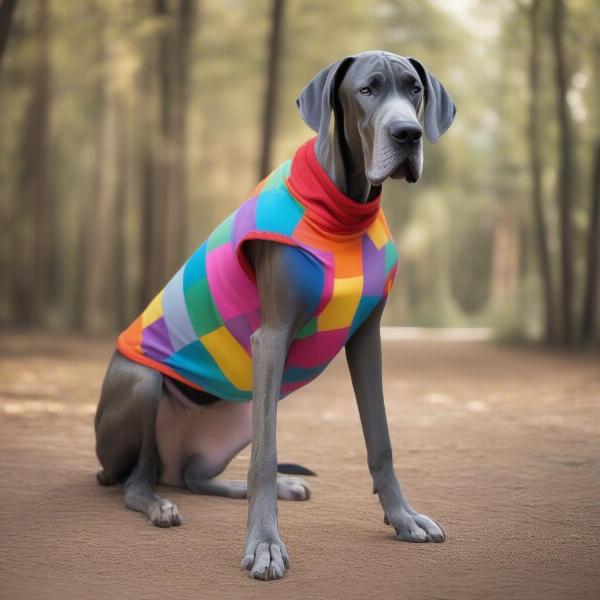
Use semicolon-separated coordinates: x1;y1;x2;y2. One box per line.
286;137;382;235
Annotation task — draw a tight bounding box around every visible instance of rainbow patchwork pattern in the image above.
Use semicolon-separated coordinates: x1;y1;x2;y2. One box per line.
117;159;398;402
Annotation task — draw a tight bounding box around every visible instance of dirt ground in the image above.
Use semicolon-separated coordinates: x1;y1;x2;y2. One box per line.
0;332;599;600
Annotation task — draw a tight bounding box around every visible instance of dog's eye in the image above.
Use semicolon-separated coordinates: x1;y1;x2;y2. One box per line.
359;86;372;96
412;85;422;95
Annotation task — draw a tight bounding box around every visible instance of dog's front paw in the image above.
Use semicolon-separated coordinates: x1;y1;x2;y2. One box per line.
241;532;290;580
385;509;445;543
148;499;182;528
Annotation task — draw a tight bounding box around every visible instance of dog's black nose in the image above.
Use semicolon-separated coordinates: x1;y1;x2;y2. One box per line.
389;121;422;145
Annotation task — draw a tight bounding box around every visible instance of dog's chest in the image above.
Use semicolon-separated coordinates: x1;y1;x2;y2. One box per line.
117;149;398;402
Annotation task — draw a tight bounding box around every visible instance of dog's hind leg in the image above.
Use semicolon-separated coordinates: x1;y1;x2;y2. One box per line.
184;457;310;501
122;391;182;528
156;394;311;501
95;351;181;527
96;469;115;486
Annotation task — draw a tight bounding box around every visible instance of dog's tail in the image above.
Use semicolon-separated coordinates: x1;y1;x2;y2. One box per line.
277;463;317;476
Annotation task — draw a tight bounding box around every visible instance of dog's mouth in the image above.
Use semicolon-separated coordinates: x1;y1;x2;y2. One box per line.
365;150;422;187
390;159;419;183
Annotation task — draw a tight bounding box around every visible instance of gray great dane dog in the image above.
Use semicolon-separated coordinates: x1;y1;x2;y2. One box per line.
94;50;456;580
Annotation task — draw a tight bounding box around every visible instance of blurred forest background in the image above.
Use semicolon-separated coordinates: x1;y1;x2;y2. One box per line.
0;0;599;347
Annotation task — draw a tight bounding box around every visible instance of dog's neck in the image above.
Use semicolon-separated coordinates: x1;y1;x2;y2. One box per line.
314;128;381;204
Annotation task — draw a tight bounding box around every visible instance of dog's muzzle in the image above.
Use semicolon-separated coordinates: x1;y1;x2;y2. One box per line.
388;120;422;183
390;159;420;183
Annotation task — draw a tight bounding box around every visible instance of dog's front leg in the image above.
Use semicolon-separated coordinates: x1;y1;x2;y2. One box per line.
241;241;313;580
345;300;445;543
241;325;290;579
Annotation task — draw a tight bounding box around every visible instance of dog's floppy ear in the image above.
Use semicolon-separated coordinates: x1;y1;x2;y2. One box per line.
409;58;456;143
296;56;356;137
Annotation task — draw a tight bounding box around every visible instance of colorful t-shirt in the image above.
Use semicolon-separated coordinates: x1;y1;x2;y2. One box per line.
117;137;398;402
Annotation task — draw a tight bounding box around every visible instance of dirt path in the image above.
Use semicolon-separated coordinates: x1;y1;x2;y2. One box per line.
0;333;599;600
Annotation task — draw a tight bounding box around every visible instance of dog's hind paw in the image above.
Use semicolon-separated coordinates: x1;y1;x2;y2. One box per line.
96;469;115;486
276;476;311;501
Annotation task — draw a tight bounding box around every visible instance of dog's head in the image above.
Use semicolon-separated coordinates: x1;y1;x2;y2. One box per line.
297;51;456;187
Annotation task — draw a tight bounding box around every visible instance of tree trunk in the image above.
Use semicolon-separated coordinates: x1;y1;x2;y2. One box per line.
72;192;89;330
113;96;129;330
154;0;171;287
258;0;285;179
550;0;575;346
72;8;103;331
13;68;42;325
167;0;194;270
87;78;118;331
581;140;600;342
527;0;556;344
139;146;156;309
139;0;195;302
0;0;18;66
491;210;520;306
138;1;169;308
28;0;54;325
